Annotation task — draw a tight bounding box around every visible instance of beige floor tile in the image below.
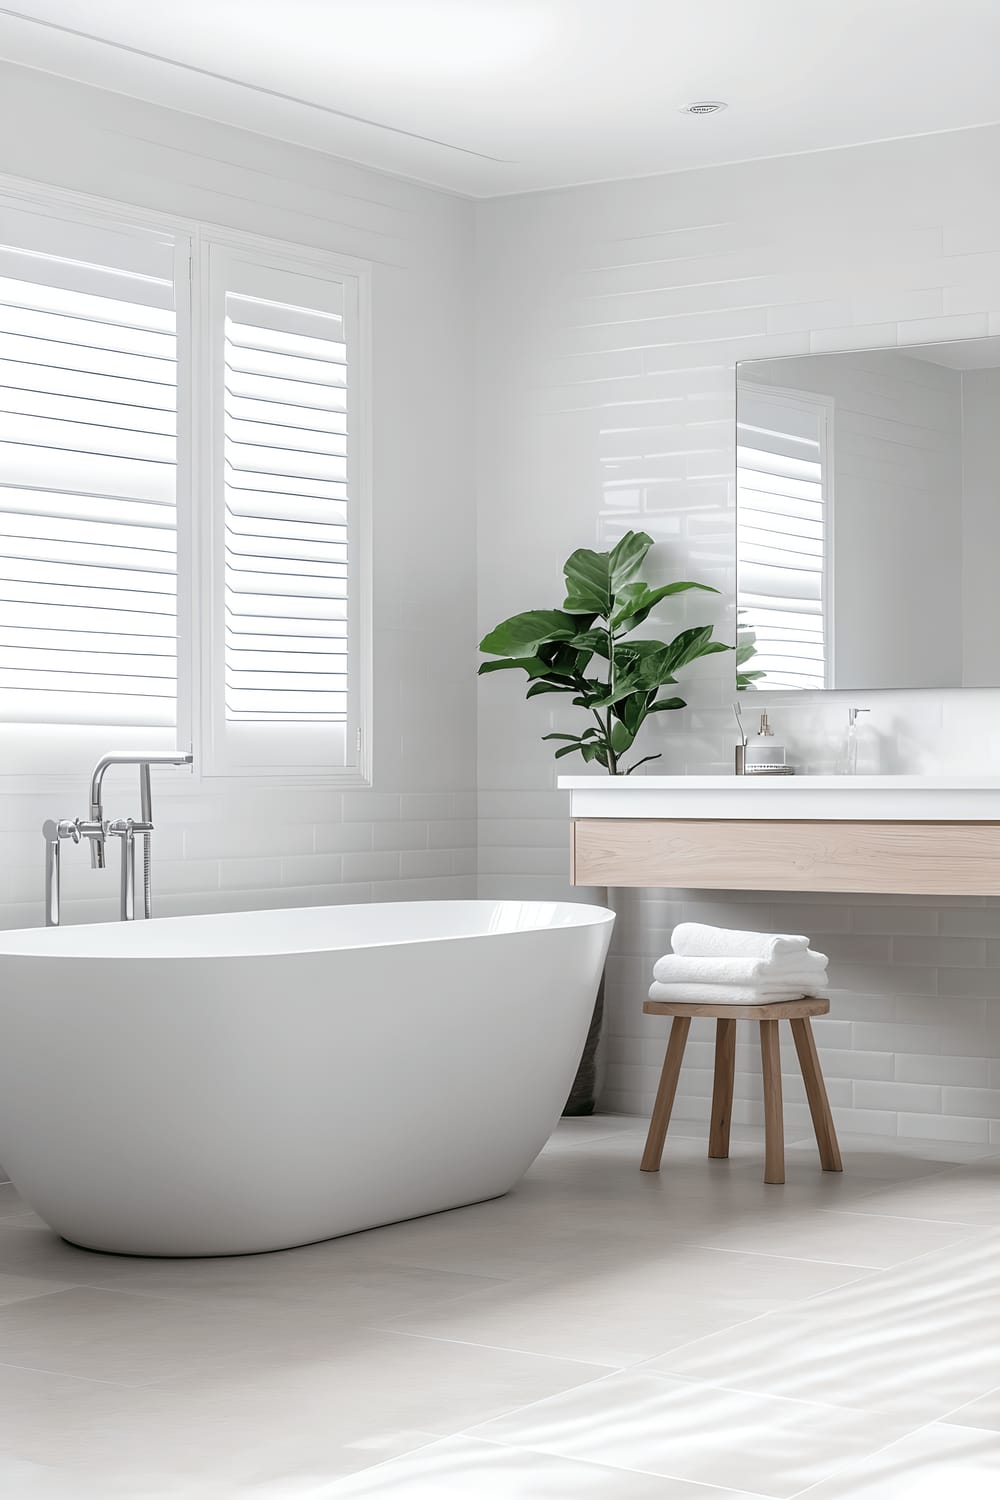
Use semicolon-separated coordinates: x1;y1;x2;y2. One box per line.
0;1118;996;1498
0;1272;76;1308
75;1245;503;1321
685;1206;982;1268
378;1262;777;1367
944;1384;1000;1432
645;1234;1000;1420
0;1183;32;1219
849;1159;1000;1226
0;1286;348;1385
0;1329;608;1492
545;1117;646;1149
469;1370;918;1496
0;1357;437;1498
792;1421;1000;1499
322;1434;760;1498
0;1221;118;1285
332;1193;681;1280
0;1286;612;1399
785;1133;998;1176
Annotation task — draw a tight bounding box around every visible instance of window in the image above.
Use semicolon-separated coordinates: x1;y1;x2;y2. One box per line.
0;186;370;783
736;384;832;691
204;246;365;775
0;204;178;729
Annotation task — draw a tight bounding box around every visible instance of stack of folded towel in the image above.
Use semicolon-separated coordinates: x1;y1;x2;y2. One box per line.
649;922;829;1004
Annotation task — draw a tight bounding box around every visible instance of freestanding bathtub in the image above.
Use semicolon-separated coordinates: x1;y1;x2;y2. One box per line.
0;899;613;1256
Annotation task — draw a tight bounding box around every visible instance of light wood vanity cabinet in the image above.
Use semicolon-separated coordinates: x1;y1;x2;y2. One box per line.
559;777;1000;896
571;817;1000;895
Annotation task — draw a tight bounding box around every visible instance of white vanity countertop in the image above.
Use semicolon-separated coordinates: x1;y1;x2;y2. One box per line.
558;774;1000;821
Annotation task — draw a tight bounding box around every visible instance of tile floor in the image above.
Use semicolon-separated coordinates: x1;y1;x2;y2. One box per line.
0;1118;998;1497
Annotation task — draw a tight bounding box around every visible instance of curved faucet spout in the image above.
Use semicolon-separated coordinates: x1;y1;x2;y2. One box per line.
88;750;193;869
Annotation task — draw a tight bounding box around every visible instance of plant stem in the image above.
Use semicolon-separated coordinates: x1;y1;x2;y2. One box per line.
624;753;662;775
605;610;617;774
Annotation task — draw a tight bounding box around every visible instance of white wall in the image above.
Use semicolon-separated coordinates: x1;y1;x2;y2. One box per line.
749;350;964;689
5;60;1000;1146
0;62;477;927
476;123;1000;1143
961;366;1000;685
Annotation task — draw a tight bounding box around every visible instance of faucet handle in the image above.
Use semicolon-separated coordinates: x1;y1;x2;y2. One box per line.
42;819;82;844
849;708;870;727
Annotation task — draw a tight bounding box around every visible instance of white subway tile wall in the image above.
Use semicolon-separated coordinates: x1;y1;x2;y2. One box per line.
476;125;1000;1142
0;65;477;936
1;62;1000;1146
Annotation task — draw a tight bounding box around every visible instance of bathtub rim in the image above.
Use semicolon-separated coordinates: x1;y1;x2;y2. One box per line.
0;897;615;961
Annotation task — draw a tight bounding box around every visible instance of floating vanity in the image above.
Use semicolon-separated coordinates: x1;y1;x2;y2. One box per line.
559;776;1000;896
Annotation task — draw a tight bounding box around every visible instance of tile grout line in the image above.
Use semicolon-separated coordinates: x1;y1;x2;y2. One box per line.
784;1415;954;1498
453;1434;780;1499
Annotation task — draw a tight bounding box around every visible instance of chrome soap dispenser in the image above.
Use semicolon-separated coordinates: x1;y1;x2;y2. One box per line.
840;707;872;775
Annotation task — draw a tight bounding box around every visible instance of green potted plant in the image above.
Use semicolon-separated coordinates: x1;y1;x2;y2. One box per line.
478;529;730;1111
479;530;729;773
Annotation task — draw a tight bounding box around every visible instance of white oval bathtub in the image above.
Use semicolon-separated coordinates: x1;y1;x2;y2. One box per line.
0;899;613;1256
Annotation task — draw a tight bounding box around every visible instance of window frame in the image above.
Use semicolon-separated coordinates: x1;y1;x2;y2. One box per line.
0;174;373;792
736;378;835;692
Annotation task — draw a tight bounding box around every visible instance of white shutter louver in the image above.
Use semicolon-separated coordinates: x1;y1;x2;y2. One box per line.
224;291;348;725
737;387;829;692
0;207;177;727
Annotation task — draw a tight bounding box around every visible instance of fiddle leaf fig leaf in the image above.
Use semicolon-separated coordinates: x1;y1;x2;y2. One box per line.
608;530;654;591
569;628;612;658
563;547;612;614
614;640;677;690
479;610;580;658
618;693;650;736
610;718;636;754
661;625;720;673
526;680;576;699
581;740;609;767
537;640;592;679
477;655;547;677
612;580;718;633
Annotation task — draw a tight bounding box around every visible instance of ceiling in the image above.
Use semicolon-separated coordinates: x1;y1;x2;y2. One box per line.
1;0;999;197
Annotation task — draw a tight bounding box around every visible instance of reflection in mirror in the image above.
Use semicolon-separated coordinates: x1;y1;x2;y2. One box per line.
736;336;1000;691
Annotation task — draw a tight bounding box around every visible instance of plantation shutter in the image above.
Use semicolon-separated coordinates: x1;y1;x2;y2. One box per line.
737;387;828;691
0;204;178;727
223;289;348;725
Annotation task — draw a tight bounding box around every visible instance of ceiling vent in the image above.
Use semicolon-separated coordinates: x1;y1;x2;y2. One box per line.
679;101;727;116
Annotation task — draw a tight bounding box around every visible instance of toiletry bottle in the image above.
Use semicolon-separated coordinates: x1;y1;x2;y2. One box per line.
840;708;873;775
744;710;787;772
733;703;748;774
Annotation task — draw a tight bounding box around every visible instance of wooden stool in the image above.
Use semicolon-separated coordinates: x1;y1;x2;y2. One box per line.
640;997;842;1185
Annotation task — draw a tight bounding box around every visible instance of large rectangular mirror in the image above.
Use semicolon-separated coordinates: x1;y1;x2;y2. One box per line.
736;337;1000;691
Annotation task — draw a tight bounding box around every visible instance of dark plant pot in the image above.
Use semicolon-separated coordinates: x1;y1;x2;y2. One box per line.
562;971;605;1116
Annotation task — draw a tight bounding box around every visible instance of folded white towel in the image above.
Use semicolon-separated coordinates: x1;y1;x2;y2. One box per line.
649;979;828;1004
652;952;828;986
670;922;811;961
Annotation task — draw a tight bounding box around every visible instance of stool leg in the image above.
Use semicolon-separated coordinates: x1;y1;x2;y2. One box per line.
640;1016;691;1172
790;1017;843;1173
759;1019;785;1185
708;1018;737;1159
